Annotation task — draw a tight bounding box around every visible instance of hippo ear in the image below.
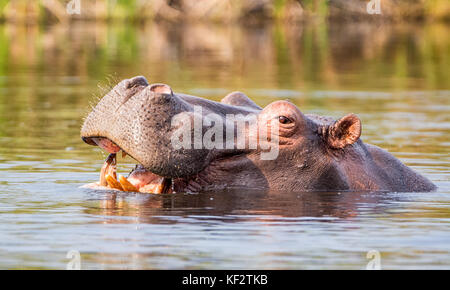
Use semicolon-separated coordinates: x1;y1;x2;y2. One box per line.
221;92;261;110
326;114;361;149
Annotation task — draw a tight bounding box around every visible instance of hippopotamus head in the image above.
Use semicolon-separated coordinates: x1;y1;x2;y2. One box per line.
81;76;435;193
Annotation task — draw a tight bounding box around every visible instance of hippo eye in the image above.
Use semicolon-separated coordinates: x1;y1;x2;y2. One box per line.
278;116;292;124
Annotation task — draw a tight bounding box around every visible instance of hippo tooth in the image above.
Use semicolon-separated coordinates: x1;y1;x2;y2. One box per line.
118;175;139;192
100;153;117;186
105;174;123;191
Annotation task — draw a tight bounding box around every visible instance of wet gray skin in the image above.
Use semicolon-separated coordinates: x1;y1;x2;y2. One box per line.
81;76;436;193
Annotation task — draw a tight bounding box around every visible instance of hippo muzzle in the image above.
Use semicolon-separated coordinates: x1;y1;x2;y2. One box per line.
81;76;259;193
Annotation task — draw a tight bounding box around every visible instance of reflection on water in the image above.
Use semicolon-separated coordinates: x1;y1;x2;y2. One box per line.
0;21;449;269
89;189;381;222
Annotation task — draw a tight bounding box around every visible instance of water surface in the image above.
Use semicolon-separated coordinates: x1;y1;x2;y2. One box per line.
0;21;449;269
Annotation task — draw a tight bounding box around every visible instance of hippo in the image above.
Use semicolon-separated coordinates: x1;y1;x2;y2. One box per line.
81;76;436;194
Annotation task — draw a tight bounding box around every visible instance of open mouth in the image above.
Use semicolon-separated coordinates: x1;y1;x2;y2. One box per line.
86;137;173;194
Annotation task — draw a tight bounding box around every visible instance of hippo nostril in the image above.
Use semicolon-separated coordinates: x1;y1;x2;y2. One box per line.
114;76;150;113
124;75;149;89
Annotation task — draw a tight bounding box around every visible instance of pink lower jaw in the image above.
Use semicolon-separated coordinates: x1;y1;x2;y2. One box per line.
92;137;121;153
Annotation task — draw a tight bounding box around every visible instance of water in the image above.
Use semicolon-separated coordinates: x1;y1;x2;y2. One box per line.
0;21;449;269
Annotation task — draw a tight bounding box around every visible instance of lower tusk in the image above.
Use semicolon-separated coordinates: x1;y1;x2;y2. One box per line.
105;174;123;191
118;175;139;192
100;153;117;186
